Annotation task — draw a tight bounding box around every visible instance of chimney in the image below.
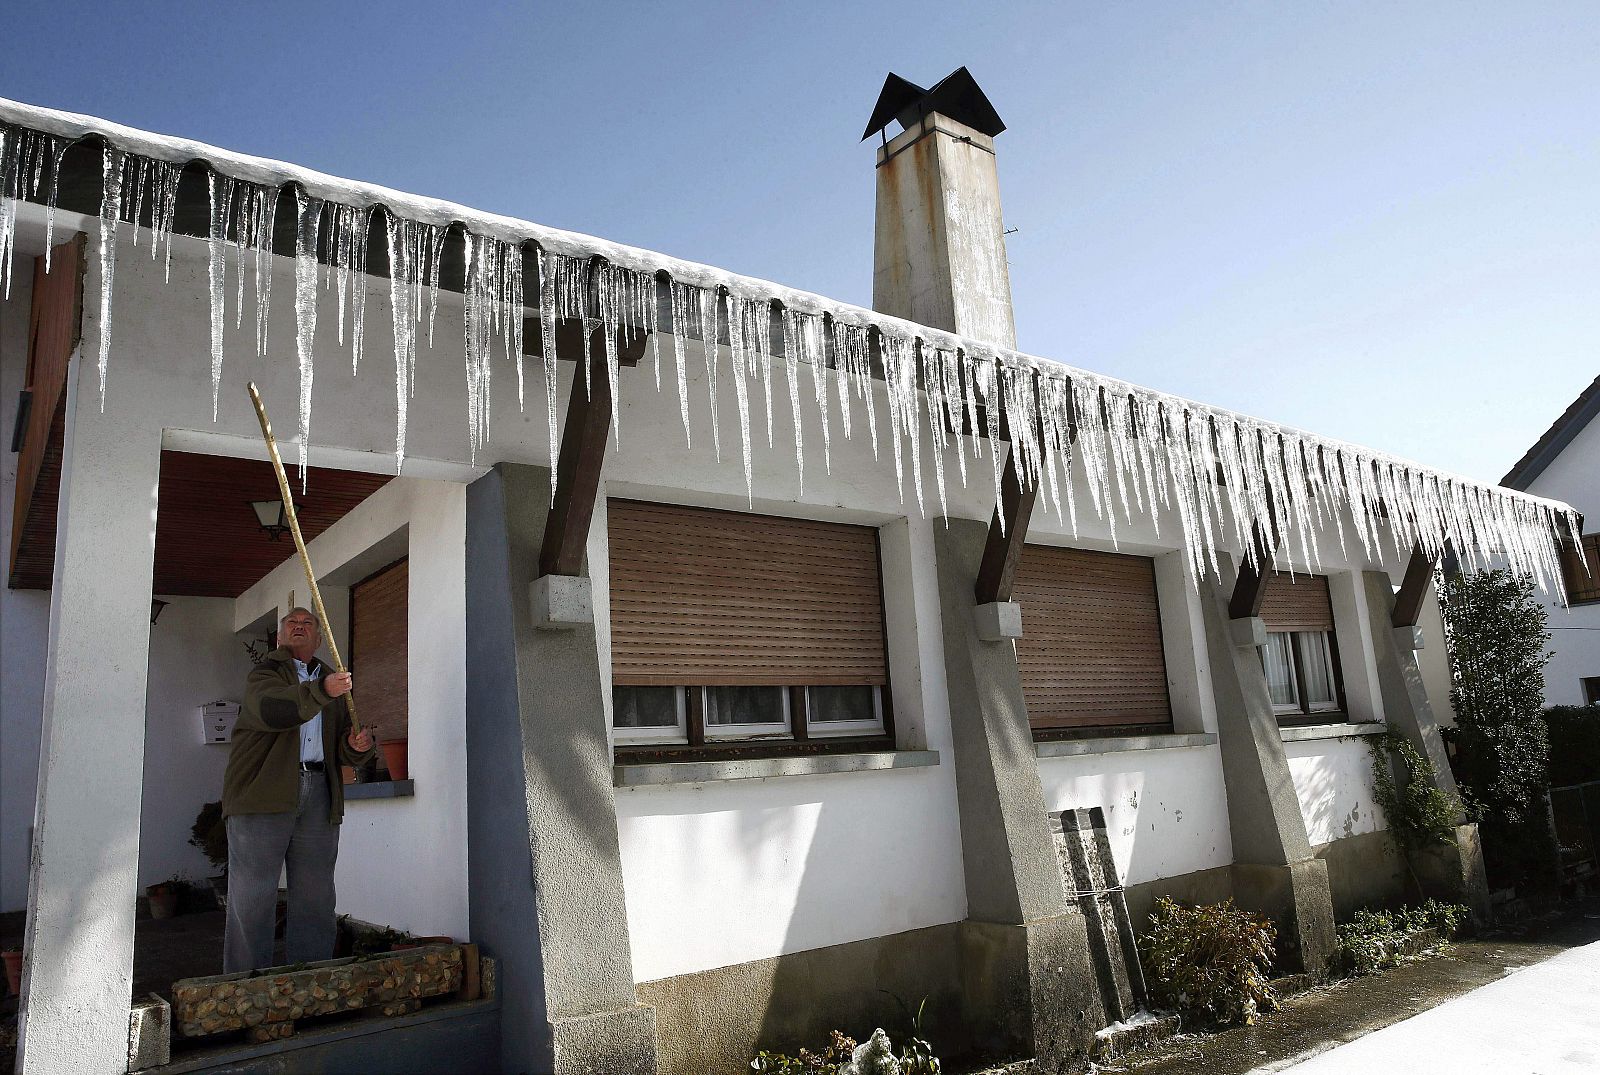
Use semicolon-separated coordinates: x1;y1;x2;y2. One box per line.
865;68;1016;349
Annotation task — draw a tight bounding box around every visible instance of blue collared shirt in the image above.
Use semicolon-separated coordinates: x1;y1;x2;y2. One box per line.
291;658;325;764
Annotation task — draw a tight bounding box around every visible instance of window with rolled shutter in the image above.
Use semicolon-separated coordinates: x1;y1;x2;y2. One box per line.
1013;545;1173;734
1260;571;1344;720
350;558;408;743
607;500;890;747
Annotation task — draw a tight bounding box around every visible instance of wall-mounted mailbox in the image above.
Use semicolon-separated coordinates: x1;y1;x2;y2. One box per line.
201;701;241;744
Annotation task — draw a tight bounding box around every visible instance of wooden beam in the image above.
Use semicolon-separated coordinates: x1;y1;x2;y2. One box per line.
539;327;613;578
526;316;649;366
1391;545;1438;629
1228;524;1277;620
974;449;1037;605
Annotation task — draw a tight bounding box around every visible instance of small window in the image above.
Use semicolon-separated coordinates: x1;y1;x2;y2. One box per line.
1560;534;1600;605
612;686;686;745
704;686;791;740
1260;572;1345;722
1582;678;1600;706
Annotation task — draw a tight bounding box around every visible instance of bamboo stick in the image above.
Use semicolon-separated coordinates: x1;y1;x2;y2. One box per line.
246;382;362;733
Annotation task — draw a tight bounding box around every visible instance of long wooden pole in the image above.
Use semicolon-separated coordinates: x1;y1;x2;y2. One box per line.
246;381;361;733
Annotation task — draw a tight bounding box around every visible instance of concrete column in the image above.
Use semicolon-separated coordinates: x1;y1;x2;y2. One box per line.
464;463;656;1075
16;357;163;1073
932;519;1105;1068
1198;566;1336;974
873;113;1016;348
1361;571;1490;919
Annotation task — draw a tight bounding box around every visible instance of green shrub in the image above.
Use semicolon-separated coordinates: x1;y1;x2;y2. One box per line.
1545;706;1600;786
1368;732;1461;854
750;1027;941;1075
1139;897;1278;1026
1332;900;1468;976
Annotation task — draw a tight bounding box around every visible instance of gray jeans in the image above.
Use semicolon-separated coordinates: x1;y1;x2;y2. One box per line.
223;771;341;973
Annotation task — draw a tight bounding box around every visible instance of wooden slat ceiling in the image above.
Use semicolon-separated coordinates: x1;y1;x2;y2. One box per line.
151;451;391;598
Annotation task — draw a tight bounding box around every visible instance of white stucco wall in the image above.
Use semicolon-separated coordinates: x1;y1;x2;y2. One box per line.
1283;736;1387;847
137;597;255;888
1524;412;1600;708
0;258;45;913
1038;744;1234;887
234;477;469;939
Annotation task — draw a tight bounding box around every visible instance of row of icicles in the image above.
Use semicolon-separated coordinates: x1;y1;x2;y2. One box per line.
0;122;1581;596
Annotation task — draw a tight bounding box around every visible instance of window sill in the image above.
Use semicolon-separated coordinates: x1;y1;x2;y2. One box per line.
1279;722;1386;743
344;779;415;800
1035;732;1218;759
613;749;940;788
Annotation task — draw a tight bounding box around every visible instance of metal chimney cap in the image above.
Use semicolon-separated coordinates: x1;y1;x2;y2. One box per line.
861;66;1007;142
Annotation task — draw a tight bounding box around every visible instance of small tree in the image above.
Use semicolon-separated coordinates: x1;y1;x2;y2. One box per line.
1438;569;1554;888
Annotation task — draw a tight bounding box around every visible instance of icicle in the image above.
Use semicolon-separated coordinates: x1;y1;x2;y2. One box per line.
780;310;807;491
725;292;754;499
596;262;622;435
699;286;722;460
382;212;445;474
96;144;127;409
292;189;324;484
148;159;181;281
537;248;560;498
2;128;70;294
787;310;832;476
0;128;20;301
880;331;924;510
829;321;879;456
325;203;373;374
461;232;525;458
206;172;235;419
668;280;694;448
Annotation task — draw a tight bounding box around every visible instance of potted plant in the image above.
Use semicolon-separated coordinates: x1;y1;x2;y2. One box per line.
147;875;188;920
189;801;229;909
380;730;409;781
2;945;22;996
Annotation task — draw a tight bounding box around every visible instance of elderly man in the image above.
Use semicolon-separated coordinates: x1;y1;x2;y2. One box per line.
223;607;376;972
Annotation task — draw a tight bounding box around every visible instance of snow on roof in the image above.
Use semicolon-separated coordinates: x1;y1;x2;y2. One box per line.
0;96;1582;593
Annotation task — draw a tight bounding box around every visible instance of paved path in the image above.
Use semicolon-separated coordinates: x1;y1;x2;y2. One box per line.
1276;939;1600;1075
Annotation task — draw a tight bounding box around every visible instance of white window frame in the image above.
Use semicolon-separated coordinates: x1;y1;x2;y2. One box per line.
1265;631;1302;715
611;686;689;746
1296;631;1341;714
804;686;886;739
702;686;793;742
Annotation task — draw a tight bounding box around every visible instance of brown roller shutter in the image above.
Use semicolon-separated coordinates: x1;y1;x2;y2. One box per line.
351;558;409;740
1014;545;1172;731
608;500;887;687
1260;572;1334;632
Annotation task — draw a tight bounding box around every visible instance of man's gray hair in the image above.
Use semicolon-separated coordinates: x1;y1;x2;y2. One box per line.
280;606;318;627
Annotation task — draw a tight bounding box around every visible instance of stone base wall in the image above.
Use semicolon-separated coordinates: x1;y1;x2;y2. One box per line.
1123;866;1236;932
638;924;965;1075
1316;829;1407;919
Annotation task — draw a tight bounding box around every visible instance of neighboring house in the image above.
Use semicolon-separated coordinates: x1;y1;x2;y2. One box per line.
1502;376;1600;707
0;72;1579;1075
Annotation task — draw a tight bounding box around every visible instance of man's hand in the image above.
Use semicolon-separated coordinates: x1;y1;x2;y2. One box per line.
347;727;374;752
323;671;353;698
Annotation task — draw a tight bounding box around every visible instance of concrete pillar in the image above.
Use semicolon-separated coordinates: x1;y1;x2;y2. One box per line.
1198;566;1336;974
1361;571;1490;920
16;357;163;1073
873;112;1016;348
932;519;1105;1068
464;462;657;1075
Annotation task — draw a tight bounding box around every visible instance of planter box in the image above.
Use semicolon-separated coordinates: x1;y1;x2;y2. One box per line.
172;944;462;1043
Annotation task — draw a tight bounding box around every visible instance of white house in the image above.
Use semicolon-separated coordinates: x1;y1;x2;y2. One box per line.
1501;375;1600;707
0;72;1580;1075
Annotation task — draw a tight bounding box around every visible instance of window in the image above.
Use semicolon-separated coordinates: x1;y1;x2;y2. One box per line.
1259;571;1345;721
1582;678;1600;707
350;557;408;770
1560;534;1600;605
607;500;891;752
1013;545;1173;736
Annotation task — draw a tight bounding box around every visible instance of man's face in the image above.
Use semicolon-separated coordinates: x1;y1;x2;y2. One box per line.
281;612;320;651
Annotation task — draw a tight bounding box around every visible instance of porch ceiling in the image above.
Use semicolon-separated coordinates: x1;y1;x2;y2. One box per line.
152;450;390;598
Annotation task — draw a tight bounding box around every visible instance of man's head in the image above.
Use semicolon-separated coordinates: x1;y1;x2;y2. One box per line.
279;607;321;661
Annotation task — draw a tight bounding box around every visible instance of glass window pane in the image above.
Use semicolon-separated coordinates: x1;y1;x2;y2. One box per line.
705;686;786;726
809;686;878;724
1264;633;1298;708
1297;632;1337;707
613;686;680;729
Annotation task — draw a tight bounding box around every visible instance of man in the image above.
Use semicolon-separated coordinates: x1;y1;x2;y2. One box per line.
223;607;375;973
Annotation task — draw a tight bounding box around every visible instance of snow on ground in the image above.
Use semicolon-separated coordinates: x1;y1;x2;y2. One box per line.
1270;939;1600;1074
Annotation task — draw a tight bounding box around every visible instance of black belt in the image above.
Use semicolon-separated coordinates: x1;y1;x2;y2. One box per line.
300;761;326;773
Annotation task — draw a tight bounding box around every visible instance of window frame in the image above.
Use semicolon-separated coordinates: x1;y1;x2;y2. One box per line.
607;500;896;760
1561;533;1600;606
611;685;689;747
1264;627;1349;724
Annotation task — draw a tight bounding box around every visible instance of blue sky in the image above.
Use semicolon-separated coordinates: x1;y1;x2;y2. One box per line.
5;1;1595;484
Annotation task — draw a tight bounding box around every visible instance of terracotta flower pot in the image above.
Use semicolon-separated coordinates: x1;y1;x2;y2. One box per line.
341;764;358;785
3;950;22;996
148;886;179;920
381;738;409;781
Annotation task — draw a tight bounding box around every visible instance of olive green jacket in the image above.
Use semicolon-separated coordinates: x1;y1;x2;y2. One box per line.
223;648;376;824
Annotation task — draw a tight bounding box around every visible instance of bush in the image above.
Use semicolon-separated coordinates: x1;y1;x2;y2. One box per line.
1545;706;1600;787
750;1028;940;1075
1139;897;1278;1027
1368;732;1461;854
1332;900;1468;977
